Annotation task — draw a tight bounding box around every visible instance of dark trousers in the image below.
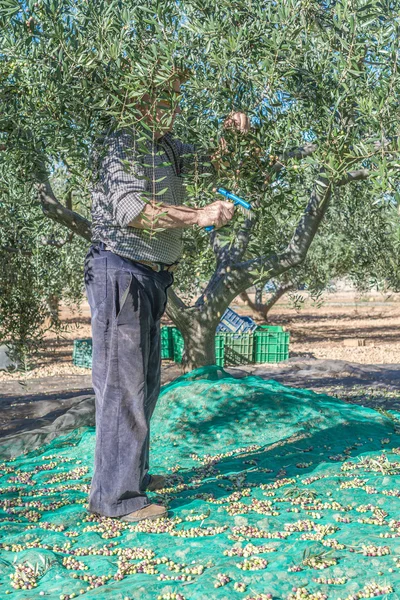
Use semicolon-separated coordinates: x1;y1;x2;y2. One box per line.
84;243;174;517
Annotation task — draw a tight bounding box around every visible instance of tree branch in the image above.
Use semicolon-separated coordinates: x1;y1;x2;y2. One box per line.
336;168;370;186
211;213;256;266
165;287;190;327
272;142;318;172
263;281;296;316
240;281;296;319
34;166;92;241
65;189;73;211
195;171;332;309
0;246;33;256
226;143;320;260
40;232;75;248
220;167;371;296
228;215;257;263
226;148;366;263
228;143;320;260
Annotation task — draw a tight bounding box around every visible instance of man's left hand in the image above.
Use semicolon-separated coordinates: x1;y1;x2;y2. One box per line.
223;111;250;134
211;111;250;168
219;111;250;154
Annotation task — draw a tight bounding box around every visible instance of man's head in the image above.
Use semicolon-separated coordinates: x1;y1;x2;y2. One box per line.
136;72;188;139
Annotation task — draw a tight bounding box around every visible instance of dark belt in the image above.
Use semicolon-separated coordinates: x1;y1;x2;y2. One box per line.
95;242;179;273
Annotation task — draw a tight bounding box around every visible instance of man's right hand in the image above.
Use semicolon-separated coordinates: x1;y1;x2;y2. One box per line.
196;200;235;229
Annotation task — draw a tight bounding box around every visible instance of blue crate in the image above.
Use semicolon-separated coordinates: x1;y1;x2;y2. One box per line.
216;308;258;334
241;315;259;332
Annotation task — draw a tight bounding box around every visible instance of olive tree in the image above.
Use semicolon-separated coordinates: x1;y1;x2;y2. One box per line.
0;166;86;362
239;184;400;319
1;0;400;367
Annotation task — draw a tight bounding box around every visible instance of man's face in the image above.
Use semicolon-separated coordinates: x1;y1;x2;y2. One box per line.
138;78;182;137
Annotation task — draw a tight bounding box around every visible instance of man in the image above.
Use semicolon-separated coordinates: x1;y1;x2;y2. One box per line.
84;73;250;523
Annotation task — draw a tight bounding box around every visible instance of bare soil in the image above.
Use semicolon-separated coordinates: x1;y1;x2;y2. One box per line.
250;289;400;365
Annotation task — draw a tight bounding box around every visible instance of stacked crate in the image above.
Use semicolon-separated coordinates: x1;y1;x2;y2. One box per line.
73;310;290;369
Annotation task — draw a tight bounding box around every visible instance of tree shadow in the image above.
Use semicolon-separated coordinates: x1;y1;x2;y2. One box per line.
151;368;400;510
156;414;398;511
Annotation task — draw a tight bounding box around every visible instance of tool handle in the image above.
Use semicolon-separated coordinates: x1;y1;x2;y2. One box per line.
204;188;251;232
216;187;252;211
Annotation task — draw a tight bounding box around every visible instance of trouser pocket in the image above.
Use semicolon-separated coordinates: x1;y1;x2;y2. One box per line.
114;270;134;321
156;272;174;320
84;254;108;312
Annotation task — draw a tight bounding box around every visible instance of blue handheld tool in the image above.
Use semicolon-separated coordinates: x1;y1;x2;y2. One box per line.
205;187;252;232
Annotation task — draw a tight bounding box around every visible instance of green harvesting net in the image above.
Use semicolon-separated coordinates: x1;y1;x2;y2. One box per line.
1;366;400;600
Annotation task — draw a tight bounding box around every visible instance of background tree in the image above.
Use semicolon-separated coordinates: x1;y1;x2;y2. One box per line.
239;185;400;319
0;166;86;364
1;0;400;368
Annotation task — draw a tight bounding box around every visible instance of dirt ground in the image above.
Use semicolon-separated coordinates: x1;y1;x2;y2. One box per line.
1;287;399;384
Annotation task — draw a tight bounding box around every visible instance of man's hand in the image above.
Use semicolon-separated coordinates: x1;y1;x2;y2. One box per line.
223;111;251;134
211;111;250;169
196;200;235;229
220;111;250;152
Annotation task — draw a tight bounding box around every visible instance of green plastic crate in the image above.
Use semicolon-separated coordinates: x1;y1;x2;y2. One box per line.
253;325;290;363
161;326;174;360
171;330;254;368
72;338;92;368
172;327;185;364
72;325;290;369
215;332;254;367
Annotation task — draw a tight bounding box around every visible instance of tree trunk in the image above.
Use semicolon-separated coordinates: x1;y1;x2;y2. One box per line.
255;285;263;304
263;282;296;317
239;290;268;319
237;281;297;323
46;294;60;324
180;315;218;371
